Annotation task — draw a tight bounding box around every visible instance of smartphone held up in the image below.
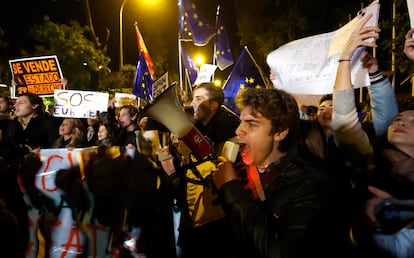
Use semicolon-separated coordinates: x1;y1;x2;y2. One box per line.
357;0;380;43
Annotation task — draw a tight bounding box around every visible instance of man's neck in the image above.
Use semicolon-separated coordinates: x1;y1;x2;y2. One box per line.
126;124;138;132
19;113;37;127
256;150;287;173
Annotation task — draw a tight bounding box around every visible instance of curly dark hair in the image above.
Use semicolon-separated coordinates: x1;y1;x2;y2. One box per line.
235;88;299;152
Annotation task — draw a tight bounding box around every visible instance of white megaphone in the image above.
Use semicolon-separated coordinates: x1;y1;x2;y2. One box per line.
142;82;213;160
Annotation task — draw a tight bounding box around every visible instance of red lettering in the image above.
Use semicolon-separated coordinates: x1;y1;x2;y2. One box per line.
60;227;83;258
41;155;64;192
24;241;34;257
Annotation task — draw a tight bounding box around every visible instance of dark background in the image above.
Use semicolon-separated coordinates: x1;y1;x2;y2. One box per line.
0;0;396;79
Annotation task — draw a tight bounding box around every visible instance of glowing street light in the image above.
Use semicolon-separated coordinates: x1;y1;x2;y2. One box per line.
194;54;205;69
119;0;156;71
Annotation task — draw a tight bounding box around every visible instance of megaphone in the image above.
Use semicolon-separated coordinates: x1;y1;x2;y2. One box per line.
142;82;213;160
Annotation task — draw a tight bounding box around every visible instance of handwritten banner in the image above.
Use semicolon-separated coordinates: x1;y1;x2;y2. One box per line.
53;89;109;118
23;147;113;258
267;1;380;94
9;55;64;97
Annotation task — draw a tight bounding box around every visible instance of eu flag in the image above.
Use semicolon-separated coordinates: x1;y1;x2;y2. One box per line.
215;6;233;71
222;46;268;114
178;0;216;46
133;54;153;103
181;46;198;85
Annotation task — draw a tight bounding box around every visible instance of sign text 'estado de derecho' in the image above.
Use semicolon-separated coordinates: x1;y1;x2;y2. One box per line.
9;55;64;96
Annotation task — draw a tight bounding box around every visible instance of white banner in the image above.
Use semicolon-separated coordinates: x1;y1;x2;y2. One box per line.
53;89;109;118
22;147;113;258
267;1;380;94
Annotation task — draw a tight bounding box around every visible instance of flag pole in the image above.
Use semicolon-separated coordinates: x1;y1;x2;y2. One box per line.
212;5;220;81
178;36;184;91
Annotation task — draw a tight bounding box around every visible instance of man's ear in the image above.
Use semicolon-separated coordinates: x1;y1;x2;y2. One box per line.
210;100;219;111
273;128;289;141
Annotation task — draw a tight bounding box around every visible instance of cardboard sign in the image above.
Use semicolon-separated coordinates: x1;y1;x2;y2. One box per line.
53;89;109;118
9;55;64;97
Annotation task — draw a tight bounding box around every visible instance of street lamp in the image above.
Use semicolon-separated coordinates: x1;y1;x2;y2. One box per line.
119;0;157;71
119;0;128;71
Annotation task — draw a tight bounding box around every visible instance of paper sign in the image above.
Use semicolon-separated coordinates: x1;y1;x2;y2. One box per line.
194;64;217;85
53;89;109;118
267;1;379;94
9;55;64;97
152;72;169;100
114;92;137;107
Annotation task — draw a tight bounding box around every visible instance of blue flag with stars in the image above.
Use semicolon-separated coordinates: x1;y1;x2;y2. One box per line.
178;0;216;46
181;45;198;85
215;6;233;71
222;46;268;114
133;54;153;103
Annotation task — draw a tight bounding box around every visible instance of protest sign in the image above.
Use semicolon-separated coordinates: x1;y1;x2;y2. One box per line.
9;55;64;97
152;72;169;100
53;89;109;118
114;92;137;107
21;147;112;258
194;64;217;85
267;1;380;94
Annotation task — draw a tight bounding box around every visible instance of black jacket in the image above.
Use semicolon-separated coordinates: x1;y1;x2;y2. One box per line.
218;150;350;258
3;114;58;161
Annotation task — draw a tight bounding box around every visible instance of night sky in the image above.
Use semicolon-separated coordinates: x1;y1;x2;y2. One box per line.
1;0;379;77
0;0;234;73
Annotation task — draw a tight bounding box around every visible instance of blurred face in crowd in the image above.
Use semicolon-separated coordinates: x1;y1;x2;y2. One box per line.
317;100;333;130
59;118;75;138
387;110;414;157
191;88;215;124
118;107;136;131
14;95;38;119
98;124;110;141
0;97;10;114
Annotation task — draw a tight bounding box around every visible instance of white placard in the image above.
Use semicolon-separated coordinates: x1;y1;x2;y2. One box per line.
152;72;169;100
194;64;217;85
267;1;380;94
53;89;109;118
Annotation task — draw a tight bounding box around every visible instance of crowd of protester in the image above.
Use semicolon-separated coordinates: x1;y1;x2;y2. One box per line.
1;13;414;258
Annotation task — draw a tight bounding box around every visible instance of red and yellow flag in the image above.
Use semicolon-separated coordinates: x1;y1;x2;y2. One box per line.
135;24;154;78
